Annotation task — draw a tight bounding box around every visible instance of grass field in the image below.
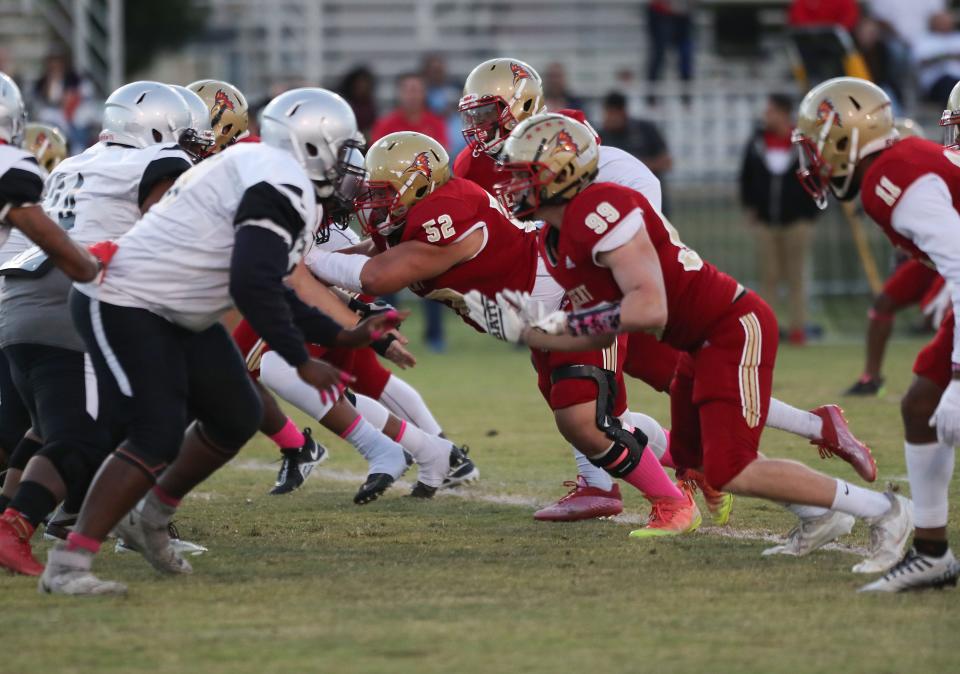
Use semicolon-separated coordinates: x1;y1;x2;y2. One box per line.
3;315;959;674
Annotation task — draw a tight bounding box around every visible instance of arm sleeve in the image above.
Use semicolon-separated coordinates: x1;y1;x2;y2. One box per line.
230;225;310;367
284;289;346;348
890;173;960;362
0;159;45;221
137;155;191;208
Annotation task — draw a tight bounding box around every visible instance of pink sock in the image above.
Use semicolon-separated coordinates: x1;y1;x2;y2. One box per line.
66;531;101;554
619;446;684;500
270;417;306;450
152;485;182;508
659;430;677;469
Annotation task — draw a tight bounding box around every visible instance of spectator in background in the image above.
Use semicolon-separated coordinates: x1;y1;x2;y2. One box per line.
338;66;378;141
31;48;97;152
739;94;820;346
369;71;449;352
543;62;584;111
421;53;466;159
646;1;696;100
600;92;672;179
912;12;960;103
370;72;448;148
868;0;946;50
787;0;859;32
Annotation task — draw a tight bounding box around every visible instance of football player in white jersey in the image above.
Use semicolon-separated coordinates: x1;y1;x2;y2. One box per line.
37;88;404;596
0;81;204;577
0;72;100;478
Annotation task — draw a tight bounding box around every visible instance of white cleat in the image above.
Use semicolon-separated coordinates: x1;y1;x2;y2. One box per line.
38;548;127;597
410;438;454;497
113;507;192;575
115;521;207;557
852;492;913;574
762;511;855;557
858;548;960;593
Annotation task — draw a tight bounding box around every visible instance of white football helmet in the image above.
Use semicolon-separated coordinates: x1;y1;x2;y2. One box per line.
170;84;216;157
0;71;26;144
99;81;191;148
259;87;366;201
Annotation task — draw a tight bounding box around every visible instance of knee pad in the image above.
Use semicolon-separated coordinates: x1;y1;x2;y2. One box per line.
37;440;104;493
196;387;263;452
7;435;42;471
552;365;648;477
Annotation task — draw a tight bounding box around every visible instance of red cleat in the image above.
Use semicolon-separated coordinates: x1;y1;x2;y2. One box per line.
811;404;878;482
534;476;623;522
0;516;44;576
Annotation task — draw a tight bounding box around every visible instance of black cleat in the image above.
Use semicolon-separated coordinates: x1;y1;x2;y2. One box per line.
409;481;438;499
844;376;885;396
269;428;328;495
354;473;395;504
441;445;479;489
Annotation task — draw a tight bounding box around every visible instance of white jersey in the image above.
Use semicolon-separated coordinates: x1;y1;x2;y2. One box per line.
317;223;361;252
0;143;45;254
597;145;662;212
80;143;317;331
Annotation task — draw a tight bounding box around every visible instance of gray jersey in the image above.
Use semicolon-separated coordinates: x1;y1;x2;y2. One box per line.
0;143;45;253
0;142;192;351
78;143;317;331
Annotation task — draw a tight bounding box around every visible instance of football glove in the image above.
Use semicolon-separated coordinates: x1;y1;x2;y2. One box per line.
930;378;960;447
498;289;567;335
464;290;526;343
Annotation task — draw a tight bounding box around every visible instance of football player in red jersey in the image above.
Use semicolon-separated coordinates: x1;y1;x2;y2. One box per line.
454;57;877;528
307;130;703;536
792;77;960;591
474;113;911;571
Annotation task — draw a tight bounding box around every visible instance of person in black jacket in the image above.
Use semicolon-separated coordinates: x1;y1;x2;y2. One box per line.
740;93;820;345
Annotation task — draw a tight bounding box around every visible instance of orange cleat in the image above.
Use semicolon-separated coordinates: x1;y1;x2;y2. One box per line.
629;484;701;539
0;516;43;576
678;468;733;525
811;404;878;482
534;476;623;522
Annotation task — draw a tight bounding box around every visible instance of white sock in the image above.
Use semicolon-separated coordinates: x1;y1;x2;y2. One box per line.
353;394;390;430
573;446;614;490
766;398;823;440
341;417;407;478
783;503;831;519
830;480;891;519
380;375;443;436
905;441;955;528
621;411;668;459
260;351;337;421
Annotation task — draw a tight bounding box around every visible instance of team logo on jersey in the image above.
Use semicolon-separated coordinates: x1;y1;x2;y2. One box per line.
404;151;432;179
554;129;579;155
511;62;531;86
816;99;842;128
211;89;235;128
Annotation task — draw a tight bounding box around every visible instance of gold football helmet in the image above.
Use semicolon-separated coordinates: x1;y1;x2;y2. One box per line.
940;80;960;148
793;77;896;208
494;113;599;219
22;122;67;172
459;58;545;156
354;131;450;236
187;79;248;152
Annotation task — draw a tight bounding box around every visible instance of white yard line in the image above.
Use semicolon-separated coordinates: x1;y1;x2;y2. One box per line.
233;459;869;557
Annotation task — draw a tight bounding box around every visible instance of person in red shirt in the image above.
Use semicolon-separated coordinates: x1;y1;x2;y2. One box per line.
370;73;449;148
788;0;859;32
470;112;912;568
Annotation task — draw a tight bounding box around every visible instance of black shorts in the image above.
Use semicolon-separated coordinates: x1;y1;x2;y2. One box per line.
0;348;30;455
70;290;263;475
3;342;121;489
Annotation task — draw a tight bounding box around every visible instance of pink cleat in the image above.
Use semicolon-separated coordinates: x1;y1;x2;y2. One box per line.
811;404;878;482
534;476;623;522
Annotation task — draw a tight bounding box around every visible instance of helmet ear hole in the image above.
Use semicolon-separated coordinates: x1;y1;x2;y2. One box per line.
415;186;428;198
152;129;163;143
523;100;532;112
306;142;319;157
837;136;849;152
222;123;233;135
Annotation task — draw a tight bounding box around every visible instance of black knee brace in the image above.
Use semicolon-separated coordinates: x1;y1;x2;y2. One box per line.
37;440;103;496
7;434;43;471
550;365;648;478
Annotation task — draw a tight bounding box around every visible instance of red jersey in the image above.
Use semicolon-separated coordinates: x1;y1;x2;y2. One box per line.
861;137;960;263
453;147;500;192
373;177;540;324
540;182;741;351
369;109;449;148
